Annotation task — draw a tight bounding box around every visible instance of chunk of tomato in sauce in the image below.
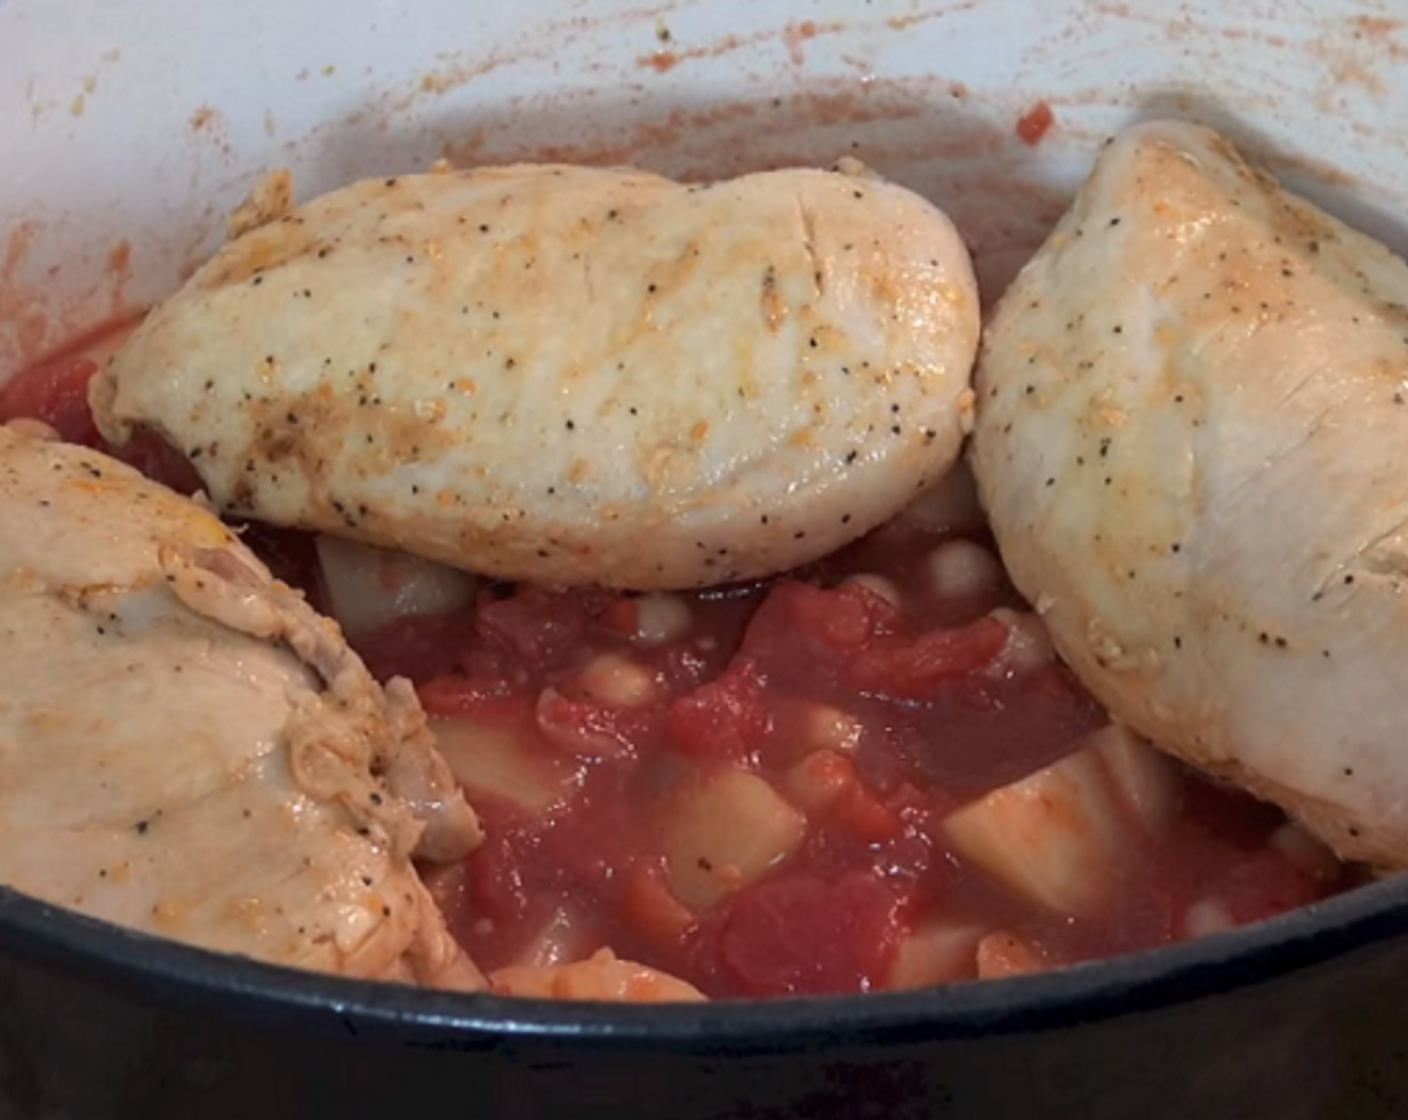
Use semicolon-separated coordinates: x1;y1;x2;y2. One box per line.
713;872;904;996
739;581;899;691
0;354;103;445
1219;849;1326;926
848;615;1009;700
537;686;665;760
2;344;202;494
474;586;596;669
666;658;770;764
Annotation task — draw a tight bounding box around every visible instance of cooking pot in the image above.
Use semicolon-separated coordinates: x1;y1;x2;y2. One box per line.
3;2;1408;1116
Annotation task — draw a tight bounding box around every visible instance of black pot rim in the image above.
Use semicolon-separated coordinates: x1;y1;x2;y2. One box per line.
6;865;1408;1053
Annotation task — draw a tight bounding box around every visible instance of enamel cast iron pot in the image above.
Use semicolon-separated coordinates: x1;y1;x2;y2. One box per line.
3;1;1408;1116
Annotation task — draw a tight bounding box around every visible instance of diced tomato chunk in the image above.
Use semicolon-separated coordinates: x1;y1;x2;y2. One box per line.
739;581;897;682
536;687;660;759
598;597;639;636
354;610;473;684
723;581;905;708
1220;849;1322;926
666;658;770;762
802;582;901;649
1015;100;1055;145
827;782;904;845
716;872;903;996
474;588;589;670
0;355;102;444
849;615;1009;699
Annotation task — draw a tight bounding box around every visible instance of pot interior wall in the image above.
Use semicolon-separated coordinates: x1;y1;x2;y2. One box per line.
2;0;1406;377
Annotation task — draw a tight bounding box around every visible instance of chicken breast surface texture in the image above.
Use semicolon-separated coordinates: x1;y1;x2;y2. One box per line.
972;119;1408;868
91;161;980;590
0;425;483;984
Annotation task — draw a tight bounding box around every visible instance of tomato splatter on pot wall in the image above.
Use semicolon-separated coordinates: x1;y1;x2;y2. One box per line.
1015;100;1055;145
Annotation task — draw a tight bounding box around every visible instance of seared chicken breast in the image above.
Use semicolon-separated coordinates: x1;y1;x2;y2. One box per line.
0;424;482;983
972;120;1408;867
91;161;979;590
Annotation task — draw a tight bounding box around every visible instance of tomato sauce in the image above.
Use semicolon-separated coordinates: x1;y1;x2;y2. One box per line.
1;347;1360;999
392;526;1353;997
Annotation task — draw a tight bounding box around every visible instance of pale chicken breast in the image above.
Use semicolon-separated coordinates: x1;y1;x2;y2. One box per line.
90;161;979;590
0;424;483;983
972;119;1408;867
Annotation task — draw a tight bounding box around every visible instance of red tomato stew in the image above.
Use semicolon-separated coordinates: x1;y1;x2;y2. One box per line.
2;343;1360;999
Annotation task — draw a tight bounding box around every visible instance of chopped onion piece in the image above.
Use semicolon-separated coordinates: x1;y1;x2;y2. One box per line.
430;715;582;815
944;747;1123;917
536;687;635;758
630;593;692;646
902;459;986;535
509;904;591;970
926;538;1002;604
1183;898;1237;938
663;768;807;909
571;652;660;708
1269;822;1340;882
982;608;1055;679
783;749;858;815
841;572;902;608
975;932;1046;979
804;703;863;755
1089;722;1181;837
316;533;476;636
885;920;984;990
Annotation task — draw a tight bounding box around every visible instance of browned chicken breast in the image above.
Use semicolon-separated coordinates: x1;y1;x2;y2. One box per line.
972;119;1408;867
0;424;482;983
91;161;980;589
